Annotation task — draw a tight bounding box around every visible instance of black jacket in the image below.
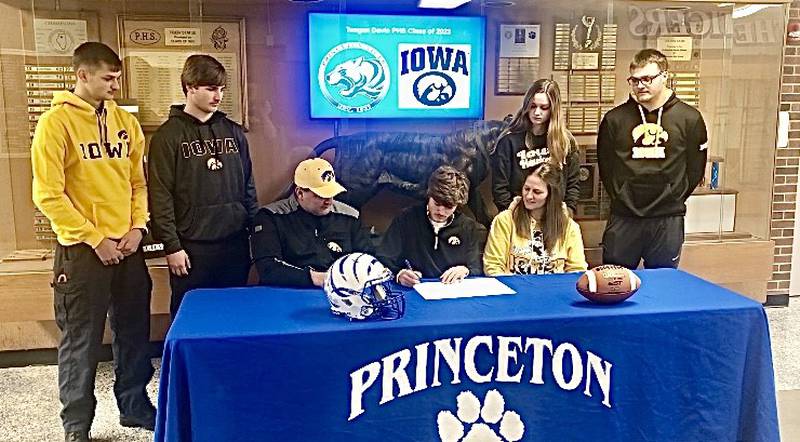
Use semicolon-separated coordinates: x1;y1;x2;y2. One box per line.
377;205;487;278
148;105;258;254
597;93;708;218
492;131;581;212
251;196;373;287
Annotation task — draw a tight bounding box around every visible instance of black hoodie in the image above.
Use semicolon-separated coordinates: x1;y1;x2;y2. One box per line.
377;204;487;278
492;130;581;212
597;93;707;218
148;105;258;254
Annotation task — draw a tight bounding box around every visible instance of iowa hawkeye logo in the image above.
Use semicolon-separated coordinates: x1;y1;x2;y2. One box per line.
398;44;471;109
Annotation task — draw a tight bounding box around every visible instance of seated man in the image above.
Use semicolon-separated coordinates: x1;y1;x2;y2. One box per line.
378;165;487;287
252;158;373;287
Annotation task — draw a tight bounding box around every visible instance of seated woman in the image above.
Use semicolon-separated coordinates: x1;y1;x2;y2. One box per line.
378;165;487;287
484;162;587;275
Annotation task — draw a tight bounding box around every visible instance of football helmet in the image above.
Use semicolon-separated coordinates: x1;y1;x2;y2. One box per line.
324;253;405;320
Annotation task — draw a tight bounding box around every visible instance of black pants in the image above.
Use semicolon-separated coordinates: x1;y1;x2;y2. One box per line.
53;243;154;432
602;214;685;269
169;234;251;319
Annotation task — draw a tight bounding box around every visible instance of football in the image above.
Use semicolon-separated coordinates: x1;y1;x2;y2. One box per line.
576;265;641;304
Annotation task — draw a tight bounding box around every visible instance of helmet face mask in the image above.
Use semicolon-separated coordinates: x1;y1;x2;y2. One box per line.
364;284;405;320
325;253;406;321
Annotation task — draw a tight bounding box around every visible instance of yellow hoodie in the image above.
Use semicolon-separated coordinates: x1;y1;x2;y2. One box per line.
484;199;588;276
31;91;148;248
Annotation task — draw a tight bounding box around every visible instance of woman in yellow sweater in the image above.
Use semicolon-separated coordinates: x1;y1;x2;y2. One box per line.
484;162;588;275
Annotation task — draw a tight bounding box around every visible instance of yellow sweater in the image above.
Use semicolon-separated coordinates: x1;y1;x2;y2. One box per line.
31;91;148;247
484;203;588;276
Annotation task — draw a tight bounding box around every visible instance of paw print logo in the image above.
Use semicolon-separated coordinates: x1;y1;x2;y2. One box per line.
437;389;525;442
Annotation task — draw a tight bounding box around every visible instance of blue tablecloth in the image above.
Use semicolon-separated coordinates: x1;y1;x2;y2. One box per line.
155;269;779;442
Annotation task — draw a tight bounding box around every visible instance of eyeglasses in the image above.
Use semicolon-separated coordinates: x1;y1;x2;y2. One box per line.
627;71;665;87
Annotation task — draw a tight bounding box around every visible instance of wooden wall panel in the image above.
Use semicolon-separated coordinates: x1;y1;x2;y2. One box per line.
0;238;773;352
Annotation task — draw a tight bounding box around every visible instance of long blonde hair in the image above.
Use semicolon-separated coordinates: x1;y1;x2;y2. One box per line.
511;162;567;253
501;79;573;165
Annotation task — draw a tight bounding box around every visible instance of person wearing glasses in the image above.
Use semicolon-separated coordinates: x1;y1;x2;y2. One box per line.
597;48;708;270
492;79;581;215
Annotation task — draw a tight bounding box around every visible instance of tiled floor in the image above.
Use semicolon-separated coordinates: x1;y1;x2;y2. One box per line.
778;390;800;441
0;300;797;441
767;300;800;441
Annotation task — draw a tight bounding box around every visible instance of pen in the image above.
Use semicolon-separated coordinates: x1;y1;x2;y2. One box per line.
403;259;422;281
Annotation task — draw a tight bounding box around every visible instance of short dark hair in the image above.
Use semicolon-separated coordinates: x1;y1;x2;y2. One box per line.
72;42;122;71
630;48;669;72
427;165;469;207
181;54;227;95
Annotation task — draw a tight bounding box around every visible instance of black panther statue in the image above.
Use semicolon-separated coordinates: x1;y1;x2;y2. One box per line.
309;119;508;226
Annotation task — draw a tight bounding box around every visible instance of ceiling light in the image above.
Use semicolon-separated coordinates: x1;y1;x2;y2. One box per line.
418;0;471;9
483;0;515;6
732;4;776;19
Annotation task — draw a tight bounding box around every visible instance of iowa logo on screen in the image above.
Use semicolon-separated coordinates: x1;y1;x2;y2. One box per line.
398;44;471;110
318;42;390;113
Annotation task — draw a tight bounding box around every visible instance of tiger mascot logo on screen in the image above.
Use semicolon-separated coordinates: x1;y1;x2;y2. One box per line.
318;42;390;113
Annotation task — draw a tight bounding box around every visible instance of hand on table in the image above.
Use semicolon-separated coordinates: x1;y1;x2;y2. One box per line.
440;266;469;284
310;269;328;287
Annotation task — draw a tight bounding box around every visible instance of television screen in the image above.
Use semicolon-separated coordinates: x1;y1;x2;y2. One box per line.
309;13;485;119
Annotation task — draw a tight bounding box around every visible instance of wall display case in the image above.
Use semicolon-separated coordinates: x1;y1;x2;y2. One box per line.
117;15;248;128
496;23;542;95
552;14;618;136
0;0;789;351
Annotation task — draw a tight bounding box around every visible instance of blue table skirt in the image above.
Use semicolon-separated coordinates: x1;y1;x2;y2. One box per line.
155;269;779;442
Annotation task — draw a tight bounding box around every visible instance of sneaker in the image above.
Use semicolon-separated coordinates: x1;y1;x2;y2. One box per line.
64;430;90;442
119;412;156;431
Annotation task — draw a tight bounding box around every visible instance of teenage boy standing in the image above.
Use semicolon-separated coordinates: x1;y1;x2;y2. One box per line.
148;54;258;318
32;42;155;442
597;49;708;269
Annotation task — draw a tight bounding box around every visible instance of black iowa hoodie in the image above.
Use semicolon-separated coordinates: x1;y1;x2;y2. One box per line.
148;105;258;254
377;204;487;278
597;93;707;218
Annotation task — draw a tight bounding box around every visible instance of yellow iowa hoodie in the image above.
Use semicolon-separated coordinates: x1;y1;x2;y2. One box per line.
32;91;148;248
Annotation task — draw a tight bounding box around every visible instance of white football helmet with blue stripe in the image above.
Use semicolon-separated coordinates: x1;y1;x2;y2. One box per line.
324;253;405;320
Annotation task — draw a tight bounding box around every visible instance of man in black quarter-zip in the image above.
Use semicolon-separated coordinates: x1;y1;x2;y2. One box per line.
597;49;708;269
251;158;373;287
148;55;258;318
378;166;487;287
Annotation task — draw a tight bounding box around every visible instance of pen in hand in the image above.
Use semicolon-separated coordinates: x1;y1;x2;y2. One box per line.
399;259;422;287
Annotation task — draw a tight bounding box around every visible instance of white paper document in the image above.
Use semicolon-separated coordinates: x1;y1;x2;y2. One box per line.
413;277;516;300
